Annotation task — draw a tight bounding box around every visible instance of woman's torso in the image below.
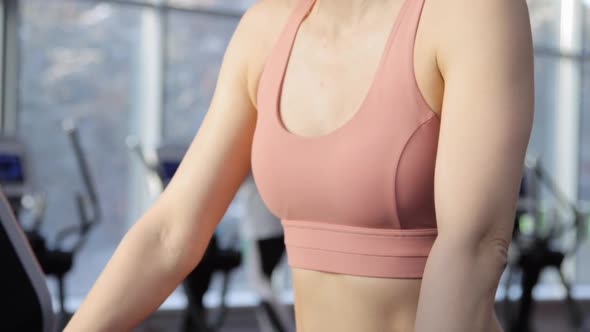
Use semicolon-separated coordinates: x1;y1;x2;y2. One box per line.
246;0;444;331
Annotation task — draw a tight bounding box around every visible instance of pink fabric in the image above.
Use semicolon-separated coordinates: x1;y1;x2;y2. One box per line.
251;0;440;278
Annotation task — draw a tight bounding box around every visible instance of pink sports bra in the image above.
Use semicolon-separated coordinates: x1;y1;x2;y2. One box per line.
251;0;440;278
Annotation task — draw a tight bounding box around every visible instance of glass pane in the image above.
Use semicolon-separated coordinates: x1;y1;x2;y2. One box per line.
19;0;138;300
163;12;237;141
527;0;561;49
527;56;558;178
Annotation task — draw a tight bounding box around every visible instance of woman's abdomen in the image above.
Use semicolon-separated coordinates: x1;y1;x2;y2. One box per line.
291;268;422;332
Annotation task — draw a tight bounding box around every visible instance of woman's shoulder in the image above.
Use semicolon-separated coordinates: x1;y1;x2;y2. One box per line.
427;0;531;77
240;0;298;63
430;0;530;37
237;0;299;107
244;0;298;19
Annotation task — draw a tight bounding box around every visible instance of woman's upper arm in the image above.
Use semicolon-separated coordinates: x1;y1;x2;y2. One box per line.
148;5;267;259
433;0;534;251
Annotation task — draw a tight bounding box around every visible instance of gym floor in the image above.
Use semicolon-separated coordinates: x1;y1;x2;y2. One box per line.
132;302;590;332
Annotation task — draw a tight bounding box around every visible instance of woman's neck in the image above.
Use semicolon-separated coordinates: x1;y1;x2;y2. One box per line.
312;0;393;26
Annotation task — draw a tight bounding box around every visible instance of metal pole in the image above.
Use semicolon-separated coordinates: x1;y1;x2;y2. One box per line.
127;0;167;225
576;0;590;283
0;0;20;135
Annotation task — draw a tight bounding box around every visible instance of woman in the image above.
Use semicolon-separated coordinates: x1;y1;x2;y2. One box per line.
65;0;534;331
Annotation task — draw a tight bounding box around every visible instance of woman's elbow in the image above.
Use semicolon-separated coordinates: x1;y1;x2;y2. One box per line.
130;207;206;275
157;221;208;273
440;210;512;268
436;228;510;286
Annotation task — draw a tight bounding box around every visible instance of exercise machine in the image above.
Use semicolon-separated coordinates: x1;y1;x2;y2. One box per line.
502;155;589;332
0;119;100;329
0;186;55;332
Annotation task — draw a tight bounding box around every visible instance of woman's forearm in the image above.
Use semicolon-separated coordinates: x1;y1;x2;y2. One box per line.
64;214;201;332
414;235;507;332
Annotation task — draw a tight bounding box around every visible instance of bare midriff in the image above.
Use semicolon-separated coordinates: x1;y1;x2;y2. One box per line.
291;268;422;332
